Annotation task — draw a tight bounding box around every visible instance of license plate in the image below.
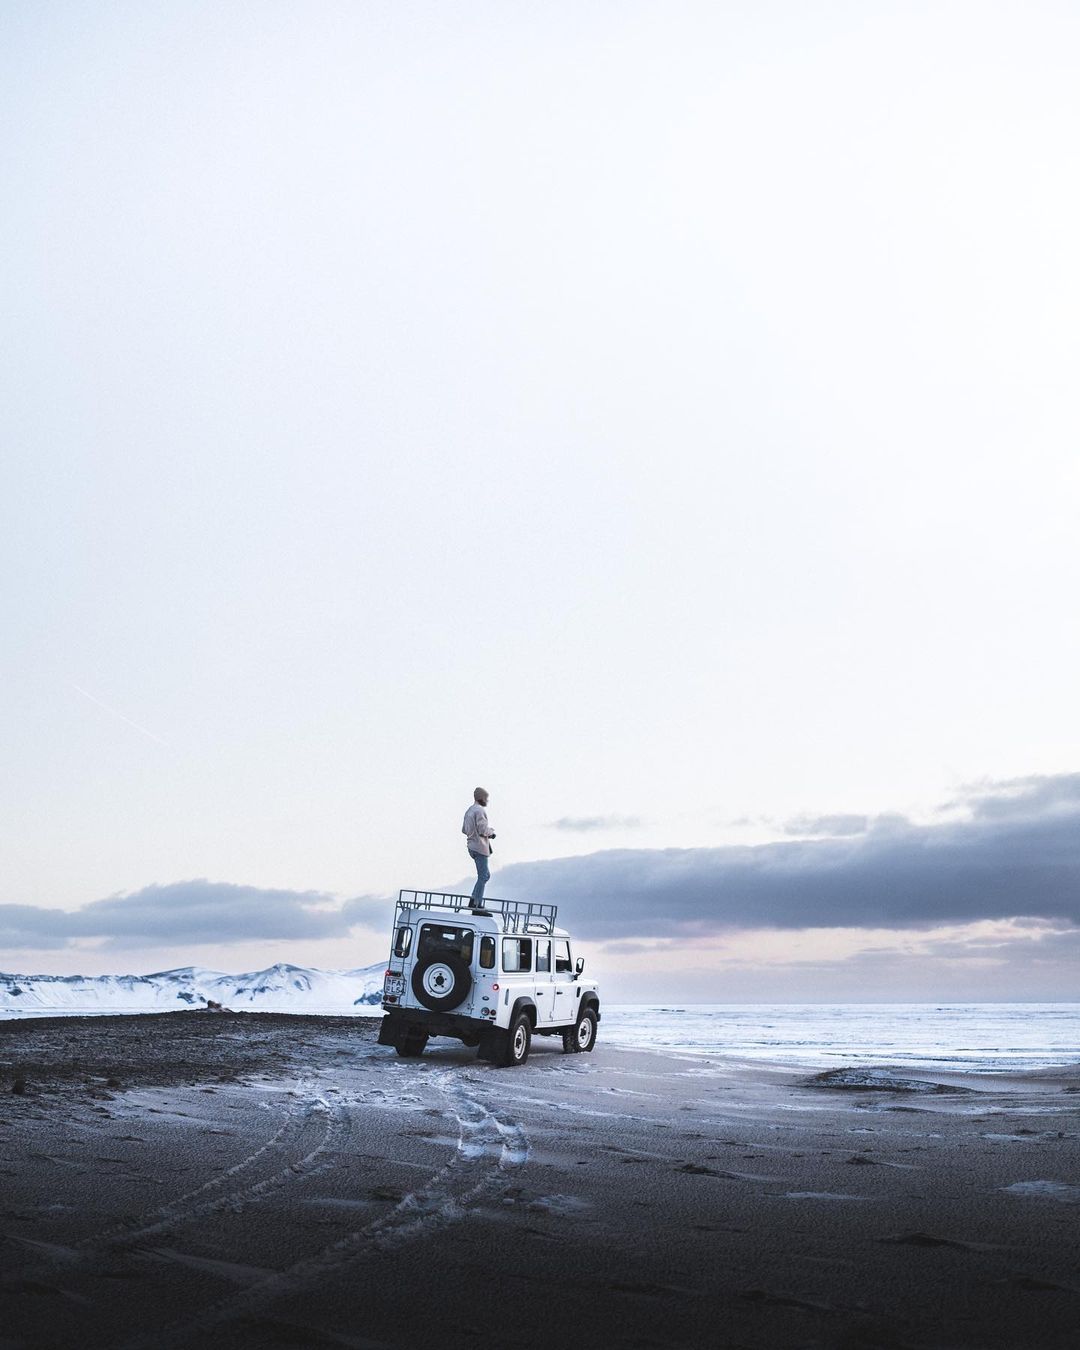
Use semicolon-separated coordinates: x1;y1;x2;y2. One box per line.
384;973;405;996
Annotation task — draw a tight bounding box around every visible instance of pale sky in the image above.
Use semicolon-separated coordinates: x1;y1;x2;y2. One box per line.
3;2;1078;999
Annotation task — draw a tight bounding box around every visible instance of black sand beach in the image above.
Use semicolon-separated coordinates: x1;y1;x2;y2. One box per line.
1;1012;1078;1349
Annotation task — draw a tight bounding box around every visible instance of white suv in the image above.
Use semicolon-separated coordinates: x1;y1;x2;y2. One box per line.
377;890;601;1067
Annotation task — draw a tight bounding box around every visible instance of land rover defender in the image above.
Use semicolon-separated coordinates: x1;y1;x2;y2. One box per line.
377;890;601;1067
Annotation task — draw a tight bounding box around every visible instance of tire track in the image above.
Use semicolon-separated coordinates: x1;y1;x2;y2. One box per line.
119;1069;529;1350
84;1083;332;1249
2;1082;348;1289
99;1092;350;1248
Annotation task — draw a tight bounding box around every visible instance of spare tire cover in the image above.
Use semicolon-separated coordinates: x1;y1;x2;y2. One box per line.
411;954;472;1012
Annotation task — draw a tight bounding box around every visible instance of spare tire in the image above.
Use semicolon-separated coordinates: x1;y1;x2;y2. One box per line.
411;954;472;1012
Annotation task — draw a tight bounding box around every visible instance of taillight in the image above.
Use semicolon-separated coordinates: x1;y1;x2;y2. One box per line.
492;983;499;991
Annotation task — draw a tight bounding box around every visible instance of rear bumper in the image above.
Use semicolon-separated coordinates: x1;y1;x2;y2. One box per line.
378;1008;486;1045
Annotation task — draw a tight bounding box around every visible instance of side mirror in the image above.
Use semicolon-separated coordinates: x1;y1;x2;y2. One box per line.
575;956;585;976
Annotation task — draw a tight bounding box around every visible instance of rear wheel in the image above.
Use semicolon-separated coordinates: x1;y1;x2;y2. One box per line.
495;1012;532;1067
563;1007;597;1054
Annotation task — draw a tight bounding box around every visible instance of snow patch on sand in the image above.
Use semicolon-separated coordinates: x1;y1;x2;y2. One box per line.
1001;1180;1080;1203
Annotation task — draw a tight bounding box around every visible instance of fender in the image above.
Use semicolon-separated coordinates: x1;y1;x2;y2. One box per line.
579;992;601;1021
508;996;537;1028
477;996;536;1064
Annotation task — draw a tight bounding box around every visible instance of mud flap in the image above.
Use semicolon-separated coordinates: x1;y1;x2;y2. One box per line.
476;1027;506;1063
377;1015;405;1048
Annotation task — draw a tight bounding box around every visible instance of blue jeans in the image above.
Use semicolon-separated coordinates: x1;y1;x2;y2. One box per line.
469;851;489;903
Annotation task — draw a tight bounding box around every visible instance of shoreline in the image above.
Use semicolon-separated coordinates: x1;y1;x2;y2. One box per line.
5;1002;1079;1077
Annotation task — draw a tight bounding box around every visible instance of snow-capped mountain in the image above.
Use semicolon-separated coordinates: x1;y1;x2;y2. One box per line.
0;962;386;1018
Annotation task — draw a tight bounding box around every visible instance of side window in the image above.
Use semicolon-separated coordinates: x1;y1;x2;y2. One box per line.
479;936;495;970
393;926;412;958
501;937;533;973
535;939;551;974
554;939;572;974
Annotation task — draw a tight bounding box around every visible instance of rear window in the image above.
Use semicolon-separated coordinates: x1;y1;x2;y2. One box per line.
502;937;533;972
393;926;412;958
419;924;475;964
536;939;551;973
479;936;495;969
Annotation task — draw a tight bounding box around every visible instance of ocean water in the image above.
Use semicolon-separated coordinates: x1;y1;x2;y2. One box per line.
601;1003;1080;1072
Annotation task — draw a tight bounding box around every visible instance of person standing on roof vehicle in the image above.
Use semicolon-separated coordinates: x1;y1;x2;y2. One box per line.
462;787;496;908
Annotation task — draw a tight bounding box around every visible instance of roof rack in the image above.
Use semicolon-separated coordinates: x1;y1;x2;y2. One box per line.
396;889;558;935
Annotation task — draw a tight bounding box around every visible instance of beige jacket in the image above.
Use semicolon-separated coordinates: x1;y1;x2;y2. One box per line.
462;803;495;856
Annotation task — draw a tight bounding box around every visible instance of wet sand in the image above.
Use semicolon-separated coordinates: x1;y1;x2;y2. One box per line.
1;1011;1078;1349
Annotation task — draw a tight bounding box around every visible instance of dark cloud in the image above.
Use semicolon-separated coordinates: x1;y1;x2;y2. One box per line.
949;773;1080;822
783;813;869;837
6;775;1080;959
494;774;1080;941
909;923;1080;961
0;906;71;950
782;813;911;837
340;894;392;928
596;940;655;956
0;880;355;951
548;815;643;832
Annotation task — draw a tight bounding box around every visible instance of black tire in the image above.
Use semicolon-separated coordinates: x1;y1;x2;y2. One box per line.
496;1012;532;1067
411;954;472;1012
396;1027;429;1058
563;1007;597;1054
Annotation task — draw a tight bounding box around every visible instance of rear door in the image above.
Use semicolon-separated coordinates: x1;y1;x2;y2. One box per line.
414;923;476;1014
532;939;555;1023
501;936;534;1022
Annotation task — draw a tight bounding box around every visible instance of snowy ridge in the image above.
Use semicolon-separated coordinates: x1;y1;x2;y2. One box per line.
0;962;387;1019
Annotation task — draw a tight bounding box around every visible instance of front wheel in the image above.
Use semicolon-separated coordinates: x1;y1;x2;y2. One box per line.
563;1008;598;1054
495;1012;532;1067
